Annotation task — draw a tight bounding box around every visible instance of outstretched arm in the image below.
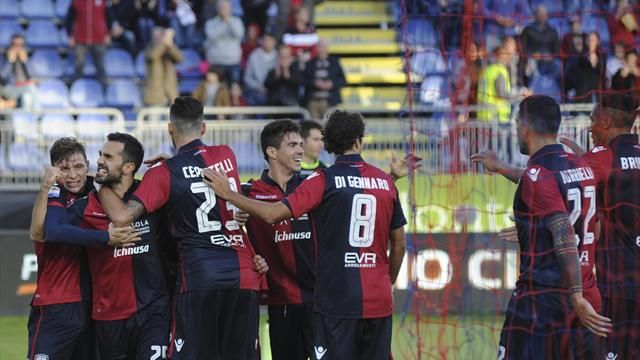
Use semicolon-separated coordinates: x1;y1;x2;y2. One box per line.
547;213;611;337
389;153;423;182
97;186;146;227
471;150;524;184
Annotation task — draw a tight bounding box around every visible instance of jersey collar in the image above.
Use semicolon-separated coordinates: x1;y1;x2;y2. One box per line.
178;139;205;153
335;154;364;164
260;169;302;195
528;144;564;165
609;133;639;147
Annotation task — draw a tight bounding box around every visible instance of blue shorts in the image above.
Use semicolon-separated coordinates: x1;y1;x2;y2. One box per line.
27;300;93;360
313;313;392;360
602;296;640;360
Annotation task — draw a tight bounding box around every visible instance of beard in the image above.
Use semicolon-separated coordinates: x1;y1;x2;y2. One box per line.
96;166;122;186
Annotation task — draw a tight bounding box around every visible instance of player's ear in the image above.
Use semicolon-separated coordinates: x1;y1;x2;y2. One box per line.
168;122;174;136
200;122;206;136
266;146;277;160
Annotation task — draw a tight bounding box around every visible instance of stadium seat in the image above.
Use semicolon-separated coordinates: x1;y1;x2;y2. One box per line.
529;0;564;14
41;113;75;140
582;16;610;46
21;0;55;18
231;0;243;17
105;49;136;78
316;29;399;54
28;49;65;78
229;142;264;172
531;75;561;101
411;48;447;76
66;53;97;77
8;143;46;171
178;78;201;95
135;52;146;78
315;1;391;26
84;142;102;171
548;17;569;38
0;0;20;18
70;78;104;107
404;19;438;48
77;114;110;139
176;49;202;78
0;19;23;47
420;75;449;104
55;0;71;18
339;57;409;84
11;112;39;141
37;79;70;108
340;87;406;110
26;20;61;48
105;80;142;108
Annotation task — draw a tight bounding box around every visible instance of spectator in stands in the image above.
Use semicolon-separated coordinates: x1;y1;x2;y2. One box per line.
168;0;197;49
108;0;137;54
264;45;303;106
192;65;232;107
134;0;160;49
244;33;278;106
302;39;346;119
565;32;607;103
66;0;110;86
607;0;639;51
477;37;531;123
561;15;586;70
230;83;247;107
240;0;271;34
283;6;319;63
0;34;38;110
454;41;486;109
205;0;245;85
607;42;627;87
520;4;561;80
143;27;183;106
481;0;531;52
241;23;262;69
611;49;639;93
271;0;324;40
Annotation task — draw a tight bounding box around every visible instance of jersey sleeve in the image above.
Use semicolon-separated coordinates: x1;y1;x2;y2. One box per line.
131;163;171;213
282;170;326;218
46;184;67;208
45;198;109;245
390;194;407;230
581;148;611;186
521;167;568;217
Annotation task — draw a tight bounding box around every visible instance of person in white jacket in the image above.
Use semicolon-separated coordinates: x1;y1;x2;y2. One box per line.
204;0;244;85
243;33;277;105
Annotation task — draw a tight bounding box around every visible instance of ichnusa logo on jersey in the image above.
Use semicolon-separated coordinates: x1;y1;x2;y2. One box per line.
113;244;150;258
344;252;376;268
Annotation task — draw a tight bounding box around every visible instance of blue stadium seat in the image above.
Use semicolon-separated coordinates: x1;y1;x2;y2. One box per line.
105;49;136;78
404;19;438;48
77;114;110;140
529;0;564;14
582;16;610;46
176;49;202;78
66;53;97;77
28;49;65;78
84;142;102;171
178;78;201;95
70;78;104;107
135;52;146;78
8;143;46;171
0;19;23;47
229;142;264;172
0;0;20;18
21;0;55;18
41;113;75;139
548;17;569;38
37;79;70;108
105;80;141;108
411;48;447;76
531;75;561;101
11;112;39;141
55;0;71;18
26;20;61;48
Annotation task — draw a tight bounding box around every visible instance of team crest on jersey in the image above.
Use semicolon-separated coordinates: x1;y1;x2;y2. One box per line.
591;146;607;153
527;168;541;182
47;185;60;198
34;355;49;360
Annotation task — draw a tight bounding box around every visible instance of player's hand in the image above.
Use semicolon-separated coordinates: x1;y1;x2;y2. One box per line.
202;168;232;199
559;137;586;156
234;210;249;226
497;226;518;243
254;254;269;274
470;150;505;173
390;153;423;180
570;294;612;337
108;226;142;247
143;153;171;167
41;166;63;189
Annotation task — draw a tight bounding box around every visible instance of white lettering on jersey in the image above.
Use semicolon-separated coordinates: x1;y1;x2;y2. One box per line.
181;159;235;179
620;157;640;170
334;175;390;190
559;167;595;184
344;252;376;268
274;231;311;243
113;244;150;258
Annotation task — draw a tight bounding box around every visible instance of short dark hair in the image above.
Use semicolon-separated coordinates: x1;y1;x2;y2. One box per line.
517;95;561;135
260;119;301;161
300;120;323;140
625;49;637;59
170;96;204;133
50;137;87;166
323;110;365;155
106;132;144;174
599;93;638;128
207;65;226;82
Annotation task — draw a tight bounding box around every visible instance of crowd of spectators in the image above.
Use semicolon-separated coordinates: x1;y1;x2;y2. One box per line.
0;0;348;120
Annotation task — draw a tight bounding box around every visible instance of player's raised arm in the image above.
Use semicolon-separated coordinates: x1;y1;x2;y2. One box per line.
546;213;612;337
97;186;146;227
29;166;63;241
470;150;524;184
388;227;406;284
389;153;423;182
203;168;292;224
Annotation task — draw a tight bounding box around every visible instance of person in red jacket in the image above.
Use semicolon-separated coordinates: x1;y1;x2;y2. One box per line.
65;0;111;86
